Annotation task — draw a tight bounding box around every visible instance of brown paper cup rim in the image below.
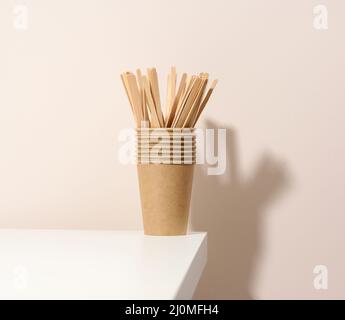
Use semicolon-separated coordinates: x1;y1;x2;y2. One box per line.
137;150;195;154
137;141;195;144
137;157;196;160
137;160;196;164
136;136;195;139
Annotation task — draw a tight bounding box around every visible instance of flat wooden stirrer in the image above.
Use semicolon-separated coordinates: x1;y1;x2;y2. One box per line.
192;79;218;127
166;73;187;127
143;76;161;128
148;68;164;127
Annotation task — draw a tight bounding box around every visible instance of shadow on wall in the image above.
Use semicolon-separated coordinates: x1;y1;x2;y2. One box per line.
191;119;291;299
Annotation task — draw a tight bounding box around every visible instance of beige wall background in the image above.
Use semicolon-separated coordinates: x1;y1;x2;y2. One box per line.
1;0;344;299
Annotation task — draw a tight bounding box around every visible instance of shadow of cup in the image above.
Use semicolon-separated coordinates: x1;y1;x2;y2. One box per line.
191;119;290;299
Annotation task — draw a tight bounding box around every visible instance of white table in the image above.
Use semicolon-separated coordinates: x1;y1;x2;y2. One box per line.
0;230;207;300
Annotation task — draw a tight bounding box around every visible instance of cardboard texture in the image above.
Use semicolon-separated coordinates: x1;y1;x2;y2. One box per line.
137;164;194;235
136;128;196;236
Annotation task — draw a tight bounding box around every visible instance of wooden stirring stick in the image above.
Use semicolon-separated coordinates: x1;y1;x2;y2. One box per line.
126;73;143;126
183;74;208;127
166;66;176;120
143;76;161;128
120;73;136;123
173;76;201;128
166;73;187;127
147;68;164;127
136;69;149;126
171;76;195;127
135;69;144;120
192;80;218;127
121;67;217;128
166;73;171;120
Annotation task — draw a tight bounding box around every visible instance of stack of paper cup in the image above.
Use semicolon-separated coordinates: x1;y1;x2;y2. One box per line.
136;128;196;235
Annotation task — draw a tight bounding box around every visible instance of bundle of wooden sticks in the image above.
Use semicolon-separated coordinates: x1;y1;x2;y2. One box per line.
121;67;217;128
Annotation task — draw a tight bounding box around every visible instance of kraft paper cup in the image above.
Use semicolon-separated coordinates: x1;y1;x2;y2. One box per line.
136;128;196;236
137;152;196;158
137;164;194;235
137;142;196;150
138;160;196;165
137;142;195;147
136;145;196;151
137;138;195;142
135;144;196;153
137;158;196;165
137;153;196;166
137;151;195;156
137;140;195;144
